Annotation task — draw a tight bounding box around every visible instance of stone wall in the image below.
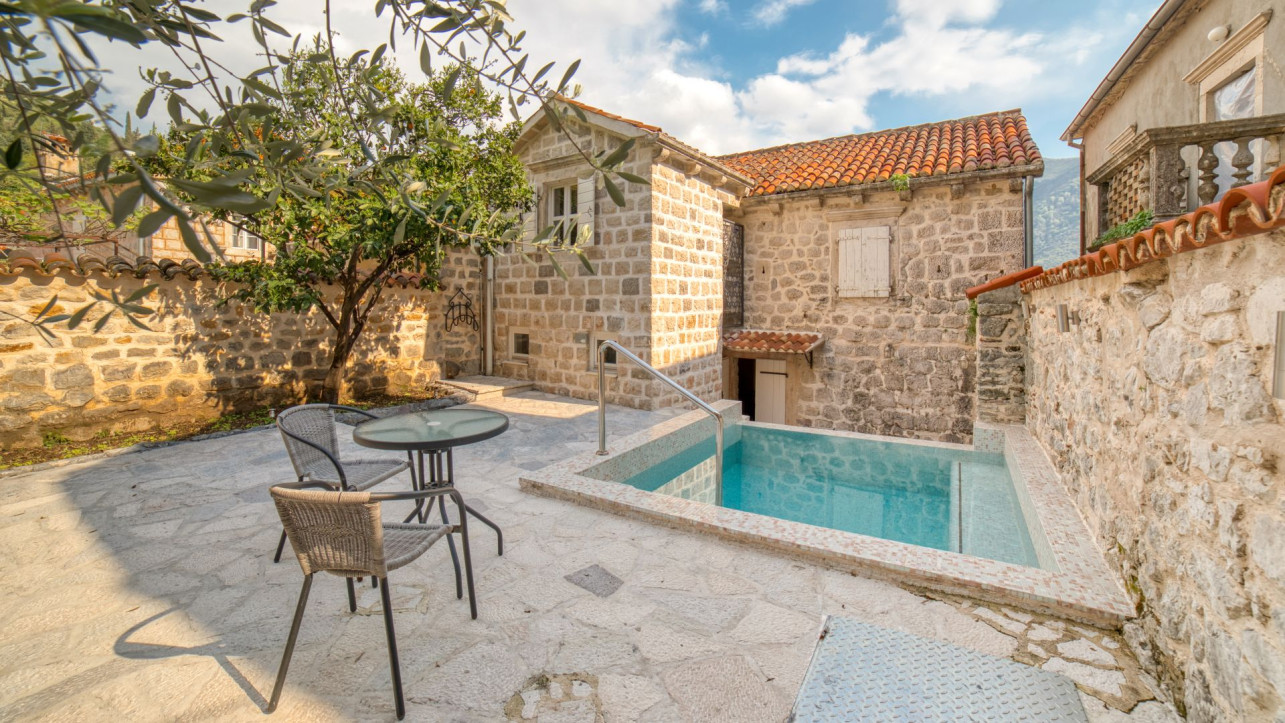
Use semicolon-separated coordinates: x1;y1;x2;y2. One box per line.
647;161;739;406
498;115;743;410
737;181;1027;443
0;253;481;448
975;285;1027;424
496;117;656;408
1024;231;1285;720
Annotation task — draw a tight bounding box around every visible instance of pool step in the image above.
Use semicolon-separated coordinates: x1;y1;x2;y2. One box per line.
439;375;534;401
791;616;1087;722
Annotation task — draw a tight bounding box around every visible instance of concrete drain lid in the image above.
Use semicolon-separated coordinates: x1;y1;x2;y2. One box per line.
564;564;622;598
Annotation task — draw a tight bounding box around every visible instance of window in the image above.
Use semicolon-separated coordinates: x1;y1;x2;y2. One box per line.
589;334;619;374
231;225;261;251
836;226;891;298
511;332;530;360
548;183;578;243
541;176;596;246
1211;68;1255;121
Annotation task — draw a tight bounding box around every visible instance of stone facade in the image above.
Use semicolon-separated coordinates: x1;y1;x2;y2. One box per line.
1024;231;1285;720
0;253;481;447
974;285;1027;424
735;182;1027;443
494;114;744;409
647;162;739;406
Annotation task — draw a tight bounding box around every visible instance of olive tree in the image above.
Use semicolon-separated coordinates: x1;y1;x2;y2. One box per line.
154;48;531;401
1;0;642;334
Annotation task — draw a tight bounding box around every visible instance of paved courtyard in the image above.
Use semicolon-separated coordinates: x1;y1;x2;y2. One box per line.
0;392;1179;721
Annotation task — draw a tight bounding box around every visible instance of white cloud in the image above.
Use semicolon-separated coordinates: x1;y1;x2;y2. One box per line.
79;0;1137;158
751;0;816;27
894;0;1002;27
697;0;727;14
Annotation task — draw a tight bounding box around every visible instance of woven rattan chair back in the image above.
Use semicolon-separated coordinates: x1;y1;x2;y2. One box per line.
277;404;343;482
271;487;388;578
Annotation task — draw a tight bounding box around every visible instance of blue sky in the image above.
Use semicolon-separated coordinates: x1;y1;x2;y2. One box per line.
504;0;1163;158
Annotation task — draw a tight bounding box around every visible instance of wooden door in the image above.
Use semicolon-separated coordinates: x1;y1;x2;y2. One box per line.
754;358;787;424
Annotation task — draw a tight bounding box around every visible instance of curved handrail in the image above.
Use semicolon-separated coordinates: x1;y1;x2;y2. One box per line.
595;341;723;505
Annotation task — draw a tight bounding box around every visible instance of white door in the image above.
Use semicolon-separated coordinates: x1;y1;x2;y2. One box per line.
755;358;788;424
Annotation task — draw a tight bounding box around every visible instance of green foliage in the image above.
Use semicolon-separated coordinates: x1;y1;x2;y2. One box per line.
148;46;533;401
890;173;910;192
1090;209;1154;251
41;431;70;448
1;0;639;351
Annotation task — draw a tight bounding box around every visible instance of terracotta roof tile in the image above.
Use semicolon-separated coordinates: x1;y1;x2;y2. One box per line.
723;330;824;354
1020;164;1285;293
556;97;662;133
718;109;1042;197
546;97;751;189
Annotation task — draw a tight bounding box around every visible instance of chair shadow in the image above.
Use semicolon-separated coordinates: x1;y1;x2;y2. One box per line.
113;608;271;712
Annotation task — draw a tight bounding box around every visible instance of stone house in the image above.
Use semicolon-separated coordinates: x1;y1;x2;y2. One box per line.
1062;0;1284;247
496;99;1043;442
5;135;268;264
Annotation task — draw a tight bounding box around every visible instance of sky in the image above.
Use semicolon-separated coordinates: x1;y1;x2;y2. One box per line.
90;0;1164;160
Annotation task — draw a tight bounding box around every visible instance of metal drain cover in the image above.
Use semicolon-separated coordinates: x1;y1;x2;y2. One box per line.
564;565;623;598
792;616;1087;722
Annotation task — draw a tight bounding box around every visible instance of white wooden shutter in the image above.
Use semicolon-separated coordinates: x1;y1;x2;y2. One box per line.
837;226;890;297
837;228;863;296
860;226;891;297
576;175;596;246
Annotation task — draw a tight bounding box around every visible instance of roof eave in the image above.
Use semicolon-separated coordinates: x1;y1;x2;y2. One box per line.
741;161;1045;203
1061;0;1191;142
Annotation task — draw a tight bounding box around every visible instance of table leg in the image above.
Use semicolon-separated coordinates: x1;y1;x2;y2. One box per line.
446;448;503;556
401;450;428;524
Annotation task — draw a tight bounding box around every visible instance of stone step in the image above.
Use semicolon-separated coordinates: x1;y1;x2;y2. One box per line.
439;375;534;401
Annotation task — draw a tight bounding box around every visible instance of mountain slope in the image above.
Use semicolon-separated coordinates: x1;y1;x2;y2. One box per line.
1033;157;1080;268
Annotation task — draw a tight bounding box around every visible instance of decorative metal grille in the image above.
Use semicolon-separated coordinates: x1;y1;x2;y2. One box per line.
722;220;744;330
445;288;478;332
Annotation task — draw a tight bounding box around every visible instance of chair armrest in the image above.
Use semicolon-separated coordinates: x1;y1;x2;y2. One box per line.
328;404;379;422
370;488;470;532
271;480;343;492
276;422;349;488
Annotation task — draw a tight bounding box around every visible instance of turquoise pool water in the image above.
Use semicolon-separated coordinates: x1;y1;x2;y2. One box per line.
619;425;1040;568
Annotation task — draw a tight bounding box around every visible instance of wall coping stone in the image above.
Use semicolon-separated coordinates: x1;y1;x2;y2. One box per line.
1020;165;1285;294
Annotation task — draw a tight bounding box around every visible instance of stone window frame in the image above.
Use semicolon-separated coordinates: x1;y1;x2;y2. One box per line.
824;205;905;304
543;179;580;244
1184;11;1270;123
510;328;532;364
587;331;620;376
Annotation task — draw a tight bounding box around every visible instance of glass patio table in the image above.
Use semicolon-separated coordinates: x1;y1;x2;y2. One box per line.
353;408;508;555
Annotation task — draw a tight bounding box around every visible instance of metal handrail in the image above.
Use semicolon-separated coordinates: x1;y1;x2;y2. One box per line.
595;341;724;505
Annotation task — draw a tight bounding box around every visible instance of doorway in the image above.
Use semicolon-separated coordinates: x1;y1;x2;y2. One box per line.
754;358;787;424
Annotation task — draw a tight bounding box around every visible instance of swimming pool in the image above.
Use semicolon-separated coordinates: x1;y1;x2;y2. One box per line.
608;424;1040;568
521;400;1135;626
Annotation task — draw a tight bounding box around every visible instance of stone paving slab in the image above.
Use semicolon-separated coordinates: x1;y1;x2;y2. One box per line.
0;391;1179;721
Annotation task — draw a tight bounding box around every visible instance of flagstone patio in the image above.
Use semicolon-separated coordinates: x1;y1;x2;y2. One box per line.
0;391;1179;721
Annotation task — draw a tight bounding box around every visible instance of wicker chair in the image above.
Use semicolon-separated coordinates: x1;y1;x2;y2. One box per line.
266;482;477;720
273;404;412;564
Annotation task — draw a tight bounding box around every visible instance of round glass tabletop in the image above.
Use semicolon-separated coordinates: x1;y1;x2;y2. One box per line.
352;408;509;451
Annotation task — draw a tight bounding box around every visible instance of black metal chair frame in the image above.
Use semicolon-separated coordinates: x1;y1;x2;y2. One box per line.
266;481;477;720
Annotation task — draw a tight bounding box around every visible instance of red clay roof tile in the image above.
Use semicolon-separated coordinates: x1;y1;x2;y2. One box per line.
1020;164;1285;293
723;330;824;355
718;109;1042;197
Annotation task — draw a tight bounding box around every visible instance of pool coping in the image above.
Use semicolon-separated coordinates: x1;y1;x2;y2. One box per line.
518;406;1134;628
